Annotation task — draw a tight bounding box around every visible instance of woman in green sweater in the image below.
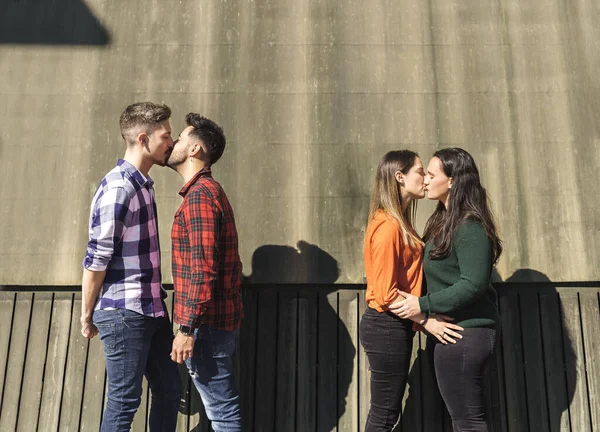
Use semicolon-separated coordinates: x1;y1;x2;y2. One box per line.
392;148;502;431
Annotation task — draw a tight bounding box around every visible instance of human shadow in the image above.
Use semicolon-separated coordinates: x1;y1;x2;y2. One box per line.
184;241;351;431
0;0;110;45
498;269;577;432
237;241;352;432
244;240;341;284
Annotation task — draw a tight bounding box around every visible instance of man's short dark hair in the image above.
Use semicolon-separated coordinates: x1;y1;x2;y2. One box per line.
185;113;226;165
119;102;171;144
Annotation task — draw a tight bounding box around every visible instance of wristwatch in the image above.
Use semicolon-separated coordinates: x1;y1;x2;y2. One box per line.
178;324;194;336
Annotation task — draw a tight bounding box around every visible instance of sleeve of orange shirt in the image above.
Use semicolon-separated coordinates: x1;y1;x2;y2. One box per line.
369;221;404;310
181;190;221;328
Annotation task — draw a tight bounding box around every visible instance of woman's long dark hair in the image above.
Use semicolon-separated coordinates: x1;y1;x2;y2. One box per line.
423;148;502;264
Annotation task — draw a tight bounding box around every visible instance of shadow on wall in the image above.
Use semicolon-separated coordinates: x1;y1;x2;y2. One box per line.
244;240;341;284
502;269;576;431
239;241;354;431
183;241;353;431
0;0;110;45
401;268;576;431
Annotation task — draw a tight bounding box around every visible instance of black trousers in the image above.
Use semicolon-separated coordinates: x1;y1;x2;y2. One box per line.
427;327;498;432
359;306;414;432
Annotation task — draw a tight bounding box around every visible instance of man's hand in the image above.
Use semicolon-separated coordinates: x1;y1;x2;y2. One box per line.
81;268;105;339
171;332;194;364
80;315;98;339
388;290;422;319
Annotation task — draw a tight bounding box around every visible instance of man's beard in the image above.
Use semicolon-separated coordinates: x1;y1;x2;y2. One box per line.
166;152;184;170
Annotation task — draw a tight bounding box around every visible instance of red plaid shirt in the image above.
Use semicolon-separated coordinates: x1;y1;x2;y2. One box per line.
171;167;243;330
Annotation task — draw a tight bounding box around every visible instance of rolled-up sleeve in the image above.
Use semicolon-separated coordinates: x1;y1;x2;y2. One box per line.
83;187;132;271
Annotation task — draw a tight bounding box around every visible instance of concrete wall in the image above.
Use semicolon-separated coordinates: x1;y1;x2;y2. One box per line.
1;0;598;285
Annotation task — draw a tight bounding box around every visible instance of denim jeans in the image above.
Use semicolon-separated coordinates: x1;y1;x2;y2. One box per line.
185;325;242;432
427;327;498;432
359;306;415;431
93;308;182;432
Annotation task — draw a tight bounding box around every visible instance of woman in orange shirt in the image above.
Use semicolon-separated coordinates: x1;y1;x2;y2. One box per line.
360;150;463;431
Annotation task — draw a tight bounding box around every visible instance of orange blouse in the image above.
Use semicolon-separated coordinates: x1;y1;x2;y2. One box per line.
364;211;423;312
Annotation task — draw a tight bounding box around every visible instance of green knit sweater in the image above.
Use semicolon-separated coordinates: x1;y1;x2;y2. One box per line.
418;220;501;329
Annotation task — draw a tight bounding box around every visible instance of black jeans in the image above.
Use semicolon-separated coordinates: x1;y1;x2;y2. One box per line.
359;306;414;431
427;327;498;432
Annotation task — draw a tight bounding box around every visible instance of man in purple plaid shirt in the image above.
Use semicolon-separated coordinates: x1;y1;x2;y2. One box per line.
81;102;182;432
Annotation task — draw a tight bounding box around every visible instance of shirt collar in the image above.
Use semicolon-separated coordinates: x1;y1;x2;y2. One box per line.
117;158;154;188
179;166;212;197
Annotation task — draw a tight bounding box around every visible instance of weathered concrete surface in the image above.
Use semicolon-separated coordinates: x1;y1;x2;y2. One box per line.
0;0;598;284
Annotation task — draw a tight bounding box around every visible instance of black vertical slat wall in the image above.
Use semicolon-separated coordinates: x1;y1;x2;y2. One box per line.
0;285;598;431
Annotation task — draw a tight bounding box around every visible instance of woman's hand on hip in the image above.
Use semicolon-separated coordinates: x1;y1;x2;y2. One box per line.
424;315;464;345
388;290;421;319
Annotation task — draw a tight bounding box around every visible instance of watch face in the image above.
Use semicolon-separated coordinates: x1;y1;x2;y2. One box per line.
179;325;193;334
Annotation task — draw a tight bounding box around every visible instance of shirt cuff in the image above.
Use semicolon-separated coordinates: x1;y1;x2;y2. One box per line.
177;302;208;328
82;254;109;272
418;296;431;315
176;314;202;329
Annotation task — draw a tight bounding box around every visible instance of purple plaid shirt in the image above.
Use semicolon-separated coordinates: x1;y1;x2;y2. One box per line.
83;159;166;317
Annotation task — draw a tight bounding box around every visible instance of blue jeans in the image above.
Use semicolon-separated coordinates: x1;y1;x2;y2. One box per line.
93;308;182;432
185;325;242;432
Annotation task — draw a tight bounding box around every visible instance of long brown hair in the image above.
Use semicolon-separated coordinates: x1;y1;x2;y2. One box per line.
368;150;423;249
423;148;502;263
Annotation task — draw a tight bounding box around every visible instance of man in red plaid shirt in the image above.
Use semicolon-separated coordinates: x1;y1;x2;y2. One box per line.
167;113;243;431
